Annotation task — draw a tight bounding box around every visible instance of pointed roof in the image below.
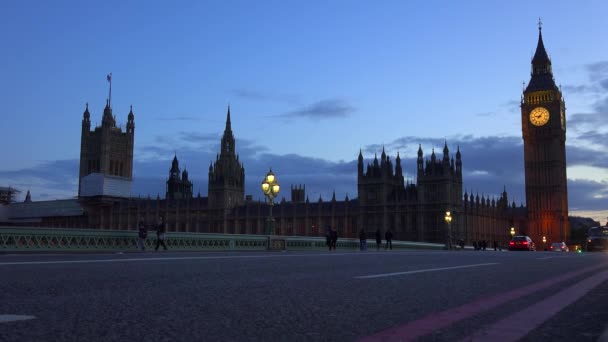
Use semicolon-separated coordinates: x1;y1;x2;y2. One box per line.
171;153;180;174
83;103;90;119
525;21;558;93
532;21;550;67
417;144;423;157
225;105;232;133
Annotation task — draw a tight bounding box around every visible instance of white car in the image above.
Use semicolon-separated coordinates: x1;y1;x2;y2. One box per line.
550;242;569;252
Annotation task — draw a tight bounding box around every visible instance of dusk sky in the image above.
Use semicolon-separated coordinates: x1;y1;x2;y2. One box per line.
1;1;607;222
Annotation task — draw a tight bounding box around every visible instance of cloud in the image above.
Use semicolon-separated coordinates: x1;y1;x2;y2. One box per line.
179;132;220;144
230;88;299;105
586;61;608;81
562;84;595;94
282;99;355;119
568;112;605;131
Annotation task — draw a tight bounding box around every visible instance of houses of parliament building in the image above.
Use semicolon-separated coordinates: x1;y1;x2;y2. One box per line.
1;26;569;245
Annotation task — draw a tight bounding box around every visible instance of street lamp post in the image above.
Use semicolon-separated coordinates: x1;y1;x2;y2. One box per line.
444;211;452;250
261;168;280;235
542;235;547;251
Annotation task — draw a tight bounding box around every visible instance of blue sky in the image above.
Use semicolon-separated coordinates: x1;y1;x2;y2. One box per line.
1;1;607;222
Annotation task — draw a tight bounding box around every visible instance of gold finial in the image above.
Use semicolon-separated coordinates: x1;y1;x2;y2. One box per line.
538;17;542;31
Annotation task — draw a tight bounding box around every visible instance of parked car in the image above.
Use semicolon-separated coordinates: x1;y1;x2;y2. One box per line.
549;242;569;252
586;227;608;252
509;235;536;251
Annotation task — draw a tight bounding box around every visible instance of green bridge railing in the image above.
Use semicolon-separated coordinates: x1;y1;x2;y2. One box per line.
0;226;444;252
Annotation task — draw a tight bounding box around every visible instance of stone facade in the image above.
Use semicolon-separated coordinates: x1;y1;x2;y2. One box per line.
520;26;570;244
5;27;570;247
166;155;193;200
78;101;134;196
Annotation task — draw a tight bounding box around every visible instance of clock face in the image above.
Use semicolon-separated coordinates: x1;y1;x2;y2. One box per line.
530;107;550;126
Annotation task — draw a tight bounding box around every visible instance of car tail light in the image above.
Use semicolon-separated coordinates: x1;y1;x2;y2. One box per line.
509;241;515;245
523;241;528;245
550;246;553;249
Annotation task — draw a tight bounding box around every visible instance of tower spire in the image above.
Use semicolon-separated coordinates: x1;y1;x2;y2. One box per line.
525;21;556;93
225;105;232;133
106;73;112;108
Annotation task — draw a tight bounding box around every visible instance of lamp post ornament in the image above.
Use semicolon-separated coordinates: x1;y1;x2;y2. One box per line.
261;168;280;235
444;211;452;250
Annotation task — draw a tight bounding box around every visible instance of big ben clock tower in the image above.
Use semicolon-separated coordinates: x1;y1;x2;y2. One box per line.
521;21;569;244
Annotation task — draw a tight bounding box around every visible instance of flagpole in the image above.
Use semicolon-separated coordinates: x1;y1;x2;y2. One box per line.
108;73;112;108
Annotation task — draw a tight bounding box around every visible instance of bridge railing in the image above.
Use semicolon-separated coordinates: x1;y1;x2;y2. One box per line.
0;226;444;252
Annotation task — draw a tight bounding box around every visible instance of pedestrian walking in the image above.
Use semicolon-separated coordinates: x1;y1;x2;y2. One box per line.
359;229;367;251
493;240;498;251
325;226;332;251
155;215;168;251
385;230;393;250
375;229;382;251
137;217;147;251
330;228;338;250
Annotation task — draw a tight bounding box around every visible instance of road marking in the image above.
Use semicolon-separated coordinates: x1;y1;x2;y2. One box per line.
358;263;608;342
537;256;555;260
354;263;499;279
462;269;608;342
599;323;608;342
0;251;422;266
0;315;36;323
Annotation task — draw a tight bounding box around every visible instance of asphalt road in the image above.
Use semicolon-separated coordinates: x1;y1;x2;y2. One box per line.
1;249;607;341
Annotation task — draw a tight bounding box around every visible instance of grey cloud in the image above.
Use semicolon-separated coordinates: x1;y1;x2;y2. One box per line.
501;100;521;113
568;112;605;132
2;133;606;217
283;99;355;119
587;61;608;81
575;130;608;148
179;132;220;144
231;89;299;105
594;96;608;114
599;79;608;90
562;84;594;94
567;179;608;211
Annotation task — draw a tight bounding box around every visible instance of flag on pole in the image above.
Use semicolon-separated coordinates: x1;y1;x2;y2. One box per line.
107;73;112;82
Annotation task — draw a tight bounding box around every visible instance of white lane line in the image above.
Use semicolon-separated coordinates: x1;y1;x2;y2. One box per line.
537;256;555;260
463;269;608;342
0;315;36;323
354;262;499;279
0;251;424;266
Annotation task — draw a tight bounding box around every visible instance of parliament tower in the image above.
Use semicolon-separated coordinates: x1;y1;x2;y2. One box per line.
78;100;135;196
521;23;569;243
208;106;245;210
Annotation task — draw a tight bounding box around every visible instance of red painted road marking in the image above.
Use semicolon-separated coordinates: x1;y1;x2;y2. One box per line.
358;263;608;342
462;269;608;341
